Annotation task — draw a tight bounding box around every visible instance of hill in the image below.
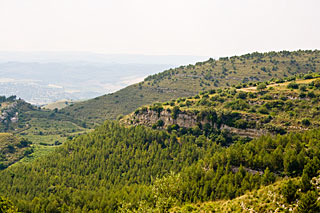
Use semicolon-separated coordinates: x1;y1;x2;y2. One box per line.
123;73;320;138
169;177;313;212
61;50;320;126
1;50;320;212
42;99;76;110
1;118;320;211
0;96;90;165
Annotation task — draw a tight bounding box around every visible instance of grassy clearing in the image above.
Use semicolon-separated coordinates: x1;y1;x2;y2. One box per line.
238;77;319;92
10;144;57;166
42;99;77;110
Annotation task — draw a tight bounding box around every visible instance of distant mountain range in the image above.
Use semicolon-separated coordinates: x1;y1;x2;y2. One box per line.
0;51;208;64
0;52;208;105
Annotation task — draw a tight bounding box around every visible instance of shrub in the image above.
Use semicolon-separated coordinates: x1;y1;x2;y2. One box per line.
7;145;15;153
24;148;34;156
287;82;299;89
150;105;163;116
258;107;269;114
303;74;314;79
209;89;216;94
236;91;247;99
185;100;192;107
167;124;179;132
301;118;311;126
299;93;306;98
234;119;248;129
307;91;316;98
171;106;180;119
313;79;320;88
299;85;307;91
17;138;31;148
156;120;164;127
257;83;267;91
261;94;273;100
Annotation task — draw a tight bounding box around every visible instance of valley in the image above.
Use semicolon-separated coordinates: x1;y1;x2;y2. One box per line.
1;50;320;212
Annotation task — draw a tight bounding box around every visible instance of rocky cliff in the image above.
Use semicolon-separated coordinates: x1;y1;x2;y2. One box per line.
124;108;268;138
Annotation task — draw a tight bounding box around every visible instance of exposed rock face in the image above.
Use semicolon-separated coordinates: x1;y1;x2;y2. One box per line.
220;124;268;138
0;102;18;123
125;108;268;138
128;109;202;128
231;166;263;175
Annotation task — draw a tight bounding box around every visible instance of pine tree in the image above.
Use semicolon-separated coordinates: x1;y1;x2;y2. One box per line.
281;180;297;203
298;191;319;212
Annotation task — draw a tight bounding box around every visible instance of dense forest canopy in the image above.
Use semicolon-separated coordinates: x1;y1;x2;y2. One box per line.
1;120;320;212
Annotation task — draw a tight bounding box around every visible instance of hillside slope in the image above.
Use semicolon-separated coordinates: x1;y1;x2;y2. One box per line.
0;133;32;170
1;120;320;212
0;96;90;166
123;74;320;138
61;50;320;126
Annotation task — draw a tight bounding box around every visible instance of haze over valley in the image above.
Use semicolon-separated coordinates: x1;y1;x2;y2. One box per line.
0;52;206;105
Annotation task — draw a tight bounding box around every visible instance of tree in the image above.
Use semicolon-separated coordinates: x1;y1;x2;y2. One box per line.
298;190;319;212
152;172;182;212
281;180;297;203
262;167;275;185
287;82;299;89
0;195;18;212
171;106;180;119
301;157;320;192
236;91;247;99
299;85;307;92
156;120;164;127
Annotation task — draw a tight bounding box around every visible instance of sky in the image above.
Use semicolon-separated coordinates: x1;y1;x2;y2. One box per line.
0;0;319;57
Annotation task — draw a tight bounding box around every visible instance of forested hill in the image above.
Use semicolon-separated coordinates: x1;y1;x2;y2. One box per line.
1;120;320;212
124;74;320;137
61;50;320;126
0;95;90;167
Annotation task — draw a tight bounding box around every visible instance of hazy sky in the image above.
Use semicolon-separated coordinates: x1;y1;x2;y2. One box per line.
0;0;319;57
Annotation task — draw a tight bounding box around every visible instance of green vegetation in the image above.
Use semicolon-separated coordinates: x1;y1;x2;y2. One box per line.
1;118;320;211
42;99;75;110
1;50;320;212
0;195;17;213
169;178;293;212
127;74;320;137
172;165;320;212
0;96;91;165
0;121;227;211
0;133;32;170
62;50;320;126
